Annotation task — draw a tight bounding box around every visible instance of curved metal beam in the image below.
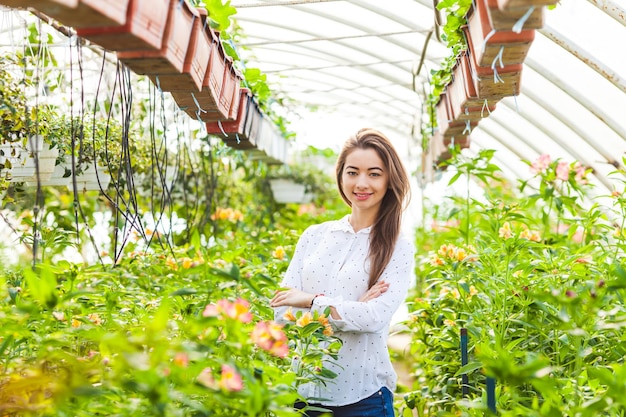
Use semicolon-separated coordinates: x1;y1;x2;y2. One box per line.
524;56;626;145
586;0;626;26
538;25;626;93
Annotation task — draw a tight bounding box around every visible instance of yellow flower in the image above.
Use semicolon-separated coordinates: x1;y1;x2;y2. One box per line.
520;228;541;242
444;319;456;327
499;222;512;239
296;312;313;327
272;246;286;260
469;286;478;297
166;257;178;270
283;307;297;322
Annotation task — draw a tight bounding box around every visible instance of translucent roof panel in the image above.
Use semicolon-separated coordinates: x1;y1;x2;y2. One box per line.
232;0;626;198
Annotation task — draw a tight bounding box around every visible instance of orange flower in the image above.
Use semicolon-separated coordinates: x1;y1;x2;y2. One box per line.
283;307;297;321
173;352;189;367
88;313;102;325
429;256;444;266
166;257;178;270
182;257;194;269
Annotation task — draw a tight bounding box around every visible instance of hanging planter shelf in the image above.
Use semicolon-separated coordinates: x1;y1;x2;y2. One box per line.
269;179;312;204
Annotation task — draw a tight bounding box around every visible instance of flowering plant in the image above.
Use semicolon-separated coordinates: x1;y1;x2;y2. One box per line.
281;307;343;387
401;151;626;416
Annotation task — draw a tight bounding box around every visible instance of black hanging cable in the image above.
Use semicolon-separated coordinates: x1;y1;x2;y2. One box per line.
69;39;103;266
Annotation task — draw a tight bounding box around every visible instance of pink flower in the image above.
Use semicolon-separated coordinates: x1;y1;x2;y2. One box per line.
202;303;220;317
573;162;588;184
202;298;253;323
556;161;570;181
530;154;551;174
251;321;289;358
224;298;253;323
197;368;217;389
219;364;244;391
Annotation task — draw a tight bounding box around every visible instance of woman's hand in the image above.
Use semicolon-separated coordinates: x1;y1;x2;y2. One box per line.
270;288;314;309
358;280;389;302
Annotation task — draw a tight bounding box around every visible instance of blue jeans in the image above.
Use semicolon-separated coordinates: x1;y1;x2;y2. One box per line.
295;387;394;417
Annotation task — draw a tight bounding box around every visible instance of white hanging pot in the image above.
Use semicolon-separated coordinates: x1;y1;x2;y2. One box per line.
269;178;307;204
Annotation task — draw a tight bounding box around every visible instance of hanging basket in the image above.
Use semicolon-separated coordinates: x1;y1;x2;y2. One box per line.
435;91;478;141
1;0;129;28
463;26;523;99
497;0;560;12
485;0;544;31
465;0;535;67
76;0;171;52
447;51;499;122
118;0;197;77
171;25;227;121
148;7;212;92
269;179;309;204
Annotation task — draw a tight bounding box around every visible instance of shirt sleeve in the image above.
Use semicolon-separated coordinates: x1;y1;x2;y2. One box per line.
273;225;314;325
313;234;415;333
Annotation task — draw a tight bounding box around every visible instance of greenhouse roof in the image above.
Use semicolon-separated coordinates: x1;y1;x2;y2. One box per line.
230;0;626;197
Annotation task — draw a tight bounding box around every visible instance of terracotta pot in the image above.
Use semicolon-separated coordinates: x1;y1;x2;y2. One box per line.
76;0;170;52
435;91;478;140
206;90;261;150
447;52;499;121
485;0;544;31
463;26;523;98
3;0;129;28
466;0;535;67
118;0;196;77
150;7;212;92
219;62;243;121
205;88;251;136
497;0;559;12
170;26;228;120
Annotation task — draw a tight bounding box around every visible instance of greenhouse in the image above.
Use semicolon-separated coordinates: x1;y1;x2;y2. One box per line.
0;0;625;415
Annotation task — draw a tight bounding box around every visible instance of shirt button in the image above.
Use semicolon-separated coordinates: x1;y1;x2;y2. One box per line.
378;391;382;395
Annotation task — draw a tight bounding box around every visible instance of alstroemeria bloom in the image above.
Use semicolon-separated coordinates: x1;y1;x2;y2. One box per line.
272;246;286;260
573;162;588;184
202;298;253;323
252;321;289;358
296;311;313;327
556;161;570;181
530;154;551;174
283;307;297;321
223;298;253;323
499;222;512;239
197;368;217;389
520;228;541;242
219;364;244;391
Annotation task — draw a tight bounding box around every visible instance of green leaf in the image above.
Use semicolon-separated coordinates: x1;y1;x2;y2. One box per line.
454;361;483;376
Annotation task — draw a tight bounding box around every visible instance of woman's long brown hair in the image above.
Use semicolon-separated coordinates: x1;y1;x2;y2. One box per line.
335;128;411;289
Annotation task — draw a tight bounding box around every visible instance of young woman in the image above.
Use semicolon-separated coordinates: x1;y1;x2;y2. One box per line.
270;128;415;417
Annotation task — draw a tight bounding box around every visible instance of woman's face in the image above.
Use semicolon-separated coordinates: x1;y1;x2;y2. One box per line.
341;147;389;215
